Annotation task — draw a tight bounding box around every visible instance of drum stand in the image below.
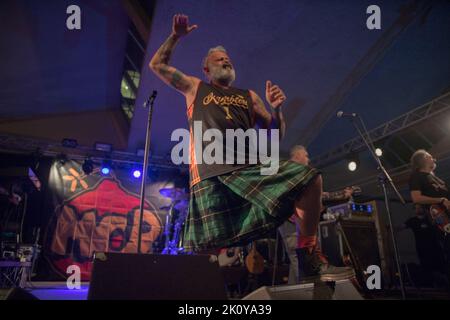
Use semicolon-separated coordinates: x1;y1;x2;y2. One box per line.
161;199;188;255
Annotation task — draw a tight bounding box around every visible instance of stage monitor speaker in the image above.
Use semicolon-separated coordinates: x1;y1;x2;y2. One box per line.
0;287;39;300
87;252;228;300
242;280;363;300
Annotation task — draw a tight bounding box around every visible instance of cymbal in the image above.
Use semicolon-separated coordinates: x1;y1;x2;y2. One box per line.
159;187;188;201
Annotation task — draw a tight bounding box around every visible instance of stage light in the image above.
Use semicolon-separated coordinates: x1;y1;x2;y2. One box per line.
375;148;383;157
346;152;359;172
133;170;141;178
100;159;112;175
82;158;94;175
348;161;357;172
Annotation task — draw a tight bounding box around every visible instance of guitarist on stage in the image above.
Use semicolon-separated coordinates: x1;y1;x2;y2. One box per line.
278;145;355;284
408;149;450;283
409;150;450;211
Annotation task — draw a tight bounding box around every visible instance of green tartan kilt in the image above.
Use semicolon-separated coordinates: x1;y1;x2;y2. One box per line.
182;160;319;252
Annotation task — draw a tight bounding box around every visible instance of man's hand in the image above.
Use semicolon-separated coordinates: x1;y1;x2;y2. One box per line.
265;81;286;109
443;199;450;210
343;187;354;199
172;14;198;38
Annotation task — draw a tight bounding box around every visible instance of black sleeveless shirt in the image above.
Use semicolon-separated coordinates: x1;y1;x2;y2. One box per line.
187;81;255;187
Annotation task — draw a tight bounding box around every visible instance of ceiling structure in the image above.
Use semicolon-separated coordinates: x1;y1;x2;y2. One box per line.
130;0;450;159
0;0;449;193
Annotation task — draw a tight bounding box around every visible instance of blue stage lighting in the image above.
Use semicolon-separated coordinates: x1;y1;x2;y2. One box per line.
133;170;141;178
100;159;112;175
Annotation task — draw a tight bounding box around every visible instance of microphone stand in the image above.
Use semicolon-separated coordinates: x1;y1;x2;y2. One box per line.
348;115;406;300
137;90;157;254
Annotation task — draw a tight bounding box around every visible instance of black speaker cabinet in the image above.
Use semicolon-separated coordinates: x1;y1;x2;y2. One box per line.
319;220;381;273
87;252;228;300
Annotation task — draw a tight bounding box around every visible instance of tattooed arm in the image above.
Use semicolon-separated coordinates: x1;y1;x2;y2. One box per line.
249;83;286;139
149;14;200;98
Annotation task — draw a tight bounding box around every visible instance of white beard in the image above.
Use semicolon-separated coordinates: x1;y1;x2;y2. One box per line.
209;65;235;86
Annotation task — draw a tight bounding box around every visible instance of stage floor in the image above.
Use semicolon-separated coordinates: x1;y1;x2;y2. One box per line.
26;282;89;300
16;281;450;300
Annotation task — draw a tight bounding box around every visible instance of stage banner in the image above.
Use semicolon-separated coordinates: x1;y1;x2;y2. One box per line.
43;159;183;280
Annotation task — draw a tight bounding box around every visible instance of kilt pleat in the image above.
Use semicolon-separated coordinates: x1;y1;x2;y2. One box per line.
182;160;319;252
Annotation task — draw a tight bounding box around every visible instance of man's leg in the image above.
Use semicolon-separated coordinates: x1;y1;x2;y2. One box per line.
293;175;355;282
278;222;299;284
294;175;322;250
295;175;322;235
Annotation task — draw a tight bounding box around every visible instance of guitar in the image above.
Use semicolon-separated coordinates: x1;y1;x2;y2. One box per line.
429;204;450;234
287;186;362;223
322;186;362;203
320;186;362;215
245;241;265;275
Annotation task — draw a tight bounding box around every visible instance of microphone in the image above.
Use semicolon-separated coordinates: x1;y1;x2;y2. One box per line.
336;111;357;118
144;90;158;108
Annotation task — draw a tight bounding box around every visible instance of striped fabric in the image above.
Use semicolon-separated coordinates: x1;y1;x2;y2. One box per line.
183;160;319;252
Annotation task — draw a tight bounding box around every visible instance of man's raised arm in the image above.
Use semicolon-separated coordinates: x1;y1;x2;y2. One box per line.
149;14;199;96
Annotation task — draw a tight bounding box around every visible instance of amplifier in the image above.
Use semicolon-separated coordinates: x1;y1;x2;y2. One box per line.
318;219;381;275
324;201;374;221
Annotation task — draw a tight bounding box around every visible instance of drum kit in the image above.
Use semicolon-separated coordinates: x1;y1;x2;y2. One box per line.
158;187;189;255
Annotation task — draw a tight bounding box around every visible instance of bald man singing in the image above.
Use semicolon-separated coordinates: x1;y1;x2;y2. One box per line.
149;14;353;282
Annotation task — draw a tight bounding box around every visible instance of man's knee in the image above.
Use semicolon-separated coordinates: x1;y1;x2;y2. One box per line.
295;174;322;205
306;174;322;194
